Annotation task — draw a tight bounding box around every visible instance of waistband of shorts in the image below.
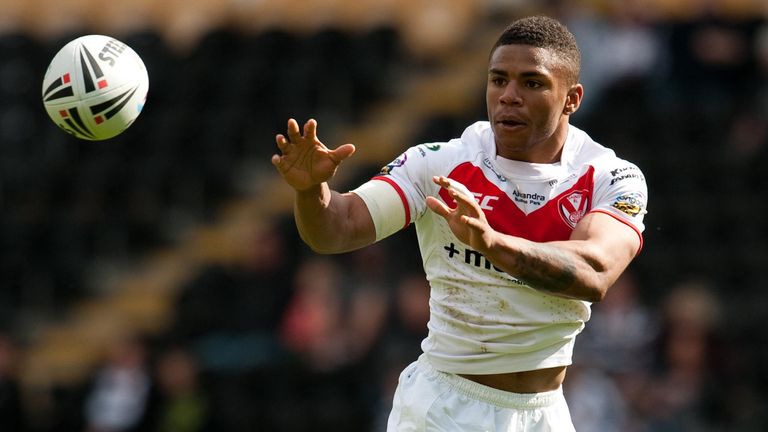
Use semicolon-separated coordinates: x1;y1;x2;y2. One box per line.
417;354;564;409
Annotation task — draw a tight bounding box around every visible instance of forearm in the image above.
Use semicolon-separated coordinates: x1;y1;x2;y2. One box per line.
481;235;614;302
294;183;374;254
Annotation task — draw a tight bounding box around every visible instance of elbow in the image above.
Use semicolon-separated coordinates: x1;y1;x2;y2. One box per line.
579;257;613;303
301;236;340;255
580;274;612;303
299;231;355;255
585;287;608;303
563;273;608;302
306;243;339;255
542;280;607;302
298;231;336;255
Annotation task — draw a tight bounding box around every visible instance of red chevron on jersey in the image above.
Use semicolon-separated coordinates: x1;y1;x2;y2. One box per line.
439;162;595;243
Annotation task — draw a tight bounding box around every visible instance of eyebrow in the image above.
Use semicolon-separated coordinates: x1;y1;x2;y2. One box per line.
488;68;505;76
488;68;548;78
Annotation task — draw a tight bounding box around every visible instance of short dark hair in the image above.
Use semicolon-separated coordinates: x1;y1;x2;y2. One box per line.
491;16;581;84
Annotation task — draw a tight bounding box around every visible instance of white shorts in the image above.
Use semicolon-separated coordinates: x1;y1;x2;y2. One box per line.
387;355;575;432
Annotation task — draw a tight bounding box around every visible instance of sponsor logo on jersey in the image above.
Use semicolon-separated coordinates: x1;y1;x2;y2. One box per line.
612;192;646;217
610;166;637;177
609;165;645;186
512;189;546;205
417;144;441;157
482;157;507;182
442;242;527;285
442;186;500;211
472;193;499;210
558;190;590;228
379;152;407;175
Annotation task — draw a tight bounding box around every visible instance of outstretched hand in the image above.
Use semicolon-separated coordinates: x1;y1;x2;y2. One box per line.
271;118;356;191
426;176;496;252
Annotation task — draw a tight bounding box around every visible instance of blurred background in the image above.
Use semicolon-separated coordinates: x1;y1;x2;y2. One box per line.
0;0;766;430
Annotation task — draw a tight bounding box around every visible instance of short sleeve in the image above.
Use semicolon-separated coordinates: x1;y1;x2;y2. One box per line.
591;160;648;243
351;143;444;240
351;178;408;241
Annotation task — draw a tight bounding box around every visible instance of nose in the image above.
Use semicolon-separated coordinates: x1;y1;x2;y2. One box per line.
499;83;522;106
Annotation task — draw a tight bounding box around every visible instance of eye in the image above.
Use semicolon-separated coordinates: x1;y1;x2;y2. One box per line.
525;80;543;89
490;76;507;86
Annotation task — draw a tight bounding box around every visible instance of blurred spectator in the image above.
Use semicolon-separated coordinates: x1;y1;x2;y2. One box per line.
726;20;768;165
558;0;662;117
665;3;764;118
758;21;768;100
0;332;23;431
83;334;153;432
744;21;768;184
380;272;431;368
272;255;379;431
371;273;430;432
564;365;629;432
568;271;658;431
152;346;211;432
170;216;296;371
345;282;390;364
636;278;729;430
279;256;348;371
574;271;658;374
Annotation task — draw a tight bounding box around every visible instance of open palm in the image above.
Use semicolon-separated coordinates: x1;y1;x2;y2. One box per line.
271;118;356;191
426;176;496;251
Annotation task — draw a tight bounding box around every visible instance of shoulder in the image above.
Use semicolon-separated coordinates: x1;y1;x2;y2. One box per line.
378;121;492;181
567;125;645;180
428;121;491;152
566;128;649;231
404;121;491;162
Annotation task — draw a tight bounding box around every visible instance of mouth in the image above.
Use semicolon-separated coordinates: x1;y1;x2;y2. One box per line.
495;117;527;130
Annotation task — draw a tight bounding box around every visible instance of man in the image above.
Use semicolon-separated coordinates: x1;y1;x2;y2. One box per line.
272;15;648;432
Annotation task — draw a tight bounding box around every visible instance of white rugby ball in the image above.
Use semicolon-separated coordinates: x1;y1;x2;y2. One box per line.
42;34;149;141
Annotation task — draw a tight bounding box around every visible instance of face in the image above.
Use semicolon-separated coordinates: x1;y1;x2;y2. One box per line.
486;44;582;162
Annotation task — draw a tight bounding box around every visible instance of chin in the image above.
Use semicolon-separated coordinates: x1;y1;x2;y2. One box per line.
495;142;533;158
493;130;529;149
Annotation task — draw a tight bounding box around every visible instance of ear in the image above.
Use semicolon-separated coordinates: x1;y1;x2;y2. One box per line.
563;84;584;116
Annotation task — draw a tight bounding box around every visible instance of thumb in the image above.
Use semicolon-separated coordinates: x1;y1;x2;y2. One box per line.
329;143;356;164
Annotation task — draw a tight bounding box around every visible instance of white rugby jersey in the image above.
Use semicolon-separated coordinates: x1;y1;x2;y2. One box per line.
352;121;648;375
